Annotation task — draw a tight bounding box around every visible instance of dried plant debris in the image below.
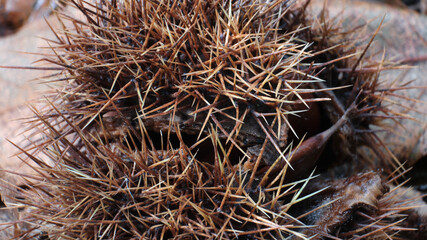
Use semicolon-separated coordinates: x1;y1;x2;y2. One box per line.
362;0;427;14
298;172;388;236
0;0;66;36
1;0;426;239
292;171;425;239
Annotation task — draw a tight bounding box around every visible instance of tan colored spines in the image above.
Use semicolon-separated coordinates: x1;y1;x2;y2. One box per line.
3;0;424;239
42;0;337;169
10;117;316;239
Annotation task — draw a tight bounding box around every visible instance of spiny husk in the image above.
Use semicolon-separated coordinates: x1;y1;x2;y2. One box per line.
33;0;411;176
9;116;316;239
35;0;342;169
3;0;424;239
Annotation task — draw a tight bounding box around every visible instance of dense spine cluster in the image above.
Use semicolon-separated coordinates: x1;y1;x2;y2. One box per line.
3;0;424;239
